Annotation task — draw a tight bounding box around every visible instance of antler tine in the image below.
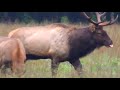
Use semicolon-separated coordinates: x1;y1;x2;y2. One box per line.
82;12;98;25
96;12;101;22
96;12;106;23
98;12;107;17
99;14;119;26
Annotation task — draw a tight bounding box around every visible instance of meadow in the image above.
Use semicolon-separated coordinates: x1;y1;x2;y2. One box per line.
0;22;120;78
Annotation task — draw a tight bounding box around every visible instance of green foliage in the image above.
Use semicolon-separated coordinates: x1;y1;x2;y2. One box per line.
91;13;97;21
60;16;69;23
21;13;35;24
0;12;119;23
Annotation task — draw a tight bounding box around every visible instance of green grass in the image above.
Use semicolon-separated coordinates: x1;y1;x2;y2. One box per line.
81;52;120;78
0;22;120;78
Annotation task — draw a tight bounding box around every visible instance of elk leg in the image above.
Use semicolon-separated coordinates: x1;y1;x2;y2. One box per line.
11;61;18;74
1;65;7;74
69;59;82;75
51;59;60;77
16;62;25;76
1;61;11;74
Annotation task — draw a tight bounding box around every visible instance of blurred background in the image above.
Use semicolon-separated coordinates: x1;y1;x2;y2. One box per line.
0;12;119;24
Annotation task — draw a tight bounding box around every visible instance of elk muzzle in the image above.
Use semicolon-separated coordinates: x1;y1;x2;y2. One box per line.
104;40;113;48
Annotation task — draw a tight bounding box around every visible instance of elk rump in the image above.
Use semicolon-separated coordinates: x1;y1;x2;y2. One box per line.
0;36;26;75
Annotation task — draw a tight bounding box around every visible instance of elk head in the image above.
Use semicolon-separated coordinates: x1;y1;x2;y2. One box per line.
82;12;118;48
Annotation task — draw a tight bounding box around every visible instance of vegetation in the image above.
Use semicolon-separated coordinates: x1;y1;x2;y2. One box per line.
0;12;119;23
60;16;70;23
0;22;119;78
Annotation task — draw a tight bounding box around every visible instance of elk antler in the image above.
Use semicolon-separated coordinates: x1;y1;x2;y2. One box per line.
82;12;118;26
95;12;106;23
99;13;119;26
82;12;98;25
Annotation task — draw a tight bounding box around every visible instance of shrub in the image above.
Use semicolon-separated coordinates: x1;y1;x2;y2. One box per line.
60;16;69;23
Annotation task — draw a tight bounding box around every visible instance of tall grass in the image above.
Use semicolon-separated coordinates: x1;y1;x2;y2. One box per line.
0;22;120;78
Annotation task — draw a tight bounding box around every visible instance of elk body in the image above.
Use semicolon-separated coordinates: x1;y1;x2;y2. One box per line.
8;12;118;77
0;36;26;75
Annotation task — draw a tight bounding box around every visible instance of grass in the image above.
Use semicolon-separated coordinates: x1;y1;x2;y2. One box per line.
0;22;120;78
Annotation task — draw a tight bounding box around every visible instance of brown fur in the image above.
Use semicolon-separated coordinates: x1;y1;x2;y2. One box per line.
0;37;26;76
8;23;113;77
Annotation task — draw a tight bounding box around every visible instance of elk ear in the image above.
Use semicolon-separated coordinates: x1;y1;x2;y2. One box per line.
89;24;96;32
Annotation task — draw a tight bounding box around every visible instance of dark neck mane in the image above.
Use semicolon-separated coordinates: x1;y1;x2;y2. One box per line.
68;27;102;60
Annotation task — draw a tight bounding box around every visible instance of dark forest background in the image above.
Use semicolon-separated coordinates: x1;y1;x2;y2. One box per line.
0;12;119;23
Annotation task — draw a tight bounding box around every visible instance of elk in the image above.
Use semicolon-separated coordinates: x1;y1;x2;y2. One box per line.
0;36;26;76
8;12;118;77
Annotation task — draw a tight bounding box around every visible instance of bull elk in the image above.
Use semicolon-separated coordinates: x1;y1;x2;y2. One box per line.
0;36;26;76
8;12;118;77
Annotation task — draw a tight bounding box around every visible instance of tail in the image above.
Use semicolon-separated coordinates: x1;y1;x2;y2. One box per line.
11;39;26;75
16;39;26;61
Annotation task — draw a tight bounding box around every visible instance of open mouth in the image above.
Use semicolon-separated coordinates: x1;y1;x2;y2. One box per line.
106;44;113;48
109;45;113;47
